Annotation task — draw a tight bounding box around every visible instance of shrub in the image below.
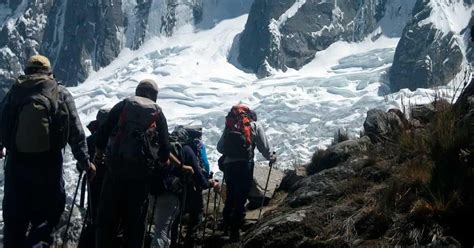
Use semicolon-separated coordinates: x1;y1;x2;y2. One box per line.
332;128;349;145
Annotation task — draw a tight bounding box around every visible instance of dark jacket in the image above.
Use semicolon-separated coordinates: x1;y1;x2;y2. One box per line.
153;144;210;196
95;98;171;163
0;74;89;168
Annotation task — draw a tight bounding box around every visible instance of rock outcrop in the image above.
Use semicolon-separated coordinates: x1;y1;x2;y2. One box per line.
390;0;473;91
238;0;415;77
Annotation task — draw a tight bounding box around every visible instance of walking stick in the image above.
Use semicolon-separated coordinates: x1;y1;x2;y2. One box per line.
201;172;213;240
78;177;92;242
258;152;276;219
177;175;189;246
211;187;218;236
62;170;84;247
213;174;226;235
176;147;189;246
215;174;226;220
148;196;158;235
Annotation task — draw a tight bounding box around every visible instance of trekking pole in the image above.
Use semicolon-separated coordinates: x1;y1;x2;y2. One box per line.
79;173;87;208
215;174;226;223
78;172;95;247
211;185;219;236
201;172;213;241
62;170;84;247
148;196;158;236
177;175;189;246
258;152;276;219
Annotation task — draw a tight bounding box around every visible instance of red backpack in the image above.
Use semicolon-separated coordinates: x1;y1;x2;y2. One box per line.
223;104;256;159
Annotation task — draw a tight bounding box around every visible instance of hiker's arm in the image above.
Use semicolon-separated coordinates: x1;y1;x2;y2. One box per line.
169;153;194;175
155;110;171;163
63;88;90;169
255;122;272;160
0;91;10;151
95;101;124;151
184;146;209;188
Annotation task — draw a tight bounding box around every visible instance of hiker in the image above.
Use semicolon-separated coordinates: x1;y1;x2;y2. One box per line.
151;126;219;248
217;104;276;242
78;108;110;248
94;79;193;248
0;55;96;247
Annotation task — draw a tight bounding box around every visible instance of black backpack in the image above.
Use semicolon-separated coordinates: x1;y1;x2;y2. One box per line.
109;96;162;169
169;125;203;163
0;75;69;153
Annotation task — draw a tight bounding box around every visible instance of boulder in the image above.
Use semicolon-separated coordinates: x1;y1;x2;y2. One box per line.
287;166;355;208
247;165;285;209
243;209;315;248
364;108;407;143
410;103;437;124
278;165;307;192
307;136;372;175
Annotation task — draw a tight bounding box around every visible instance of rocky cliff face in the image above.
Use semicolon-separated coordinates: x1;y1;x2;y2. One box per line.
0;0;252;97
238;0;415;77
0;0;124;89
390;0;473;91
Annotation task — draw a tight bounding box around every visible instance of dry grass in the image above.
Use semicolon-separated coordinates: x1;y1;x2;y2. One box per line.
399;158;433;185
332;128;350;145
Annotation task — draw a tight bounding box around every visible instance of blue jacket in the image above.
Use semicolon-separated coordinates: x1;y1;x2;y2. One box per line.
200;142;211;177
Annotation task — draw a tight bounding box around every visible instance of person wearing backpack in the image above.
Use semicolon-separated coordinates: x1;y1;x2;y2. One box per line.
0;55;96;248
78;108;110;248
93;79;193;248
217;104;276;242
150;126;219;248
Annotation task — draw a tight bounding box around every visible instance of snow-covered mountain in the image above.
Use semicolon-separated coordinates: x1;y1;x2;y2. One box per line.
0;0;253;94
0;0;473;245
390;0;473;91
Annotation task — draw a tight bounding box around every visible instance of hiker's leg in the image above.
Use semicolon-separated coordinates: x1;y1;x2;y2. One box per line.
123;180;149;248
152;193;180;248
233;161;254;228
2;154;30;247
28;152;65;245
223;164;237;227
170;214;179;248
96;173;121;248
184;189;204;246
90;162;107;220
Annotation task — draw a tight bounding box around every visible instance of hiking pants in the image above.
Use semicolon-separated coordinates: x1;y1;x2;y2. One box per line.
152;192;180;248
2;151;66;248
184;188;204;246
223;160;254;230
95;168;150;248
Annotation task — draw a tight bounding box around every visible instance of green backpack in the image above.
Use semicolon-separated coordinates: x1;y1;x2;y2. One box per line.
2;75;70;153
